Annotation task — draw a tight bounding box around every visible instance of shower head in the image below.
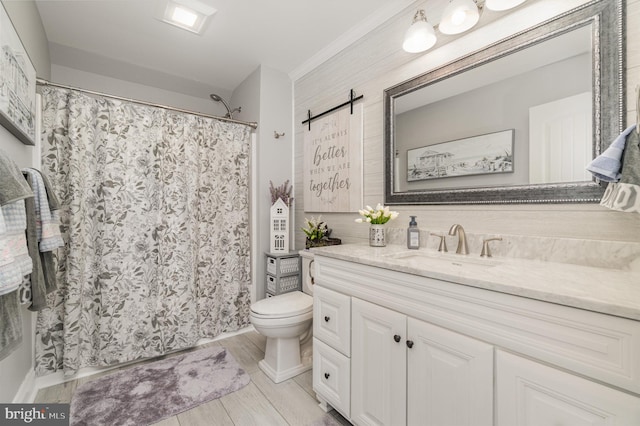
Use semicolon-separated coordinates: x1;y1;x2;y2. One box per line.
209;93;238;119
209;93;223;102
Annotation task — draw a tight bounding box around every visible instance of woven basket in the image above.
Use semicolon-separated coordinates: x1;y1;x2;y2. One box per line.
306;237;342;249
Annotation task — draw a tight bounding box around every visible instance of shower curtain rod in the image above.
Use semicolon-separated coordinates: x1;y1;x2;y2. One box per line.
36;78;258;130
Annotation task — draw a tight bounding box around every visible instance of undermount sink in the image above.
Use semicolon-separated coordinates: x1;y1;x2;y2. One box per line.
383;250;501;270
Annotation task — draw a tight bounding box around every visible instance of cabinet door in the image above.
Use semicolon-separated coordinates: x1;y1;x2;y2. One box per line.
407;318;493;426
351;298;407;426
497;350;640;425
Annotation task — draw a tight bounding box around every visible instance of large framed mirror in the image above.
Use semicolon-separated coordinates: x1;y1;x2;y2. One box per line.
384;0;624;205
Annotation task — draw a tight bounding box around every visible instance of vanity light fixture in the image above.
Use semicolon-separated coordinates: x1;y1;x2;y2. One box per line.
156;0;217;34
402;9;437;53
439;0;481;35
484;0;526;11
402;0;530;53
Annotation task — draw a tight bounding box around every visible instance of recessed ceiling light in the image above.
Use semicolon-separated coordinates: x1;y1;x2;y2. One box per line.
172;6;198;28
156;0;217;35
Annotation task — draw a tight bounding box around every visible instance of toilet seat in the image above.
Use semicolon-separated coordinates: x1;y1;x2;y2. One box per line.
250;292;313;319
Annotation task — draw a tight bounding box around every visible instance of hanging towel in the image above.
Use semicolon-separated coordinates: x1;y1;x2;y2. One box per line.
0;291;23;362
39;171;60;210
0;149;33;205
22;173;50;311
0;208;23;295
22;169;63;298
586;125;637;182
22;169;64;251
0;201;33;295
600;128;640;213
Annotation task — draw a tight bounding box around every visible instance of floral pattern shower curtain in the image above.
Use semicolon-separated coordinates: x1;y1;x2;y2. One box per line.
35;87;252;376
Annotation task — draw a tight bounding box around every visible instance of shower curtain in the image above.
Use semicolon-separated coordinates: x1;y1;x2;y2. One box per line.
35;86;252;376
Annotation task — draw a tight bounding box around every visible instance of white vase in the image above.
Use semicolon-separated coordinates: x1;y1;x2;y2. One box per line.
369;224;386;247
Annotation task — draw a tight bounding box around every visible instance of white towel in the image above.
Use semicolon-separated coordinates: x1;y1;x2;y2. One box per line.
586;124;637;182
0;209;22;295
0;201;32;296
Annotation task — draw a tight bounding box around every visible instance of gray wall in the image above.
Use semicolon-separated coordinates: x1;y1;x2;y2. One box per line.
50;65;228;117
233;65;293;301
0;0;50;403
396;53;591;191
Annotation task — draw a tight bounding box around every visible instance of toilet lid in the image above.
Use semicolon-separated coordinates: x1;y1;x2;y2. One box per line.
251;292;313;317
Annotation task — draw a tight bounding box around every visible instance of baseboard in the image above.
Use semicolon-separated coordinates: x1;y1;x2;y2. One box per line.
13;369;37;403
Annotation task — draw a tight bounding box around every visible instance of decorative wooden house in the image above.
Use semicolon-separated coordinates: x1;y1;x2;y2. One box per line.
269;198;289;253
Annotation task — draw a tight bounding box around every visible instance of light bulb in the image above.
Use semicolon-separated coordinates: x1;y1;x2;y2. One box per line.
402;10;437;53
451;9;467;26
439;0;480;35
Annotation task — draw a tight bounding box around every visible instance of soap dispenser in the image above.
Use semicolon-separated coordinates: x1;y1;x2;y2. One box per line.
407;216;420;249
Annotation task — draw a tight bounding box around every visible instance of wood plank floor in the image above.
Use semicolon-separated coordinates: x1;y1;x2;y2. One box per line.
34;331;351;426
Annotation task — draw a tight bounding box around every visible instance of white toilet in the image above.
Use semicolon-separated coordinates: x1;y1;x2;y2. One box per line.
250;250;315;383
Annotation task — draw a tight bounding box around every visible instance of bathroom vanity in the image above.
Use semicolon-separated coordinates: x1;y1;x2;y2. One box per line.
311;242;640;426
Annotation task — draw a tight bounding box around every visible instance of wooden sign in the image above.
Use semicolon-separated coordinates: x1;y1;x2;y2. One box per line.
304;104;363;212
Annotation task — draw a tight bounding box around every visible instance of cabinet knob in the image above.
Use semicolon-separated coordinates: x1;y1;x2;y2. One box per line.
406;340;414;349
324;316;330;322
393;334;401;343
324;372;330;379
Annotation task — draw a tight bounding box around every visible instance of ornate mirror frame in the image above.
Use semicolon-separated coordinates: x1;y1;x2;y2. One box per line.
384;0;624;205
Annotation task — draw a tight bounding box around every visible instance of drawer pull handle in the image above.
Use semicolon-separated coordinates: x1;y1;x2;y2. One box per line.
324;372;330;379
324;316;330;322
393;334;401;343
406;340;414;349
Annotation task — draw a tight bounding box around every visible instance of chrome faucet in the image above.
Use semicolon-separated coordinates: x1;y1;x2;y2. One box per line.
448;224;469;255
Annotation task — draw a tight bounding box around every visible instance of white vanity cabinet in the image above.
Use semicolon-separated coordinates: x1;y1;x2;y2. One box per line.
312;253;640;426
351;298;493;426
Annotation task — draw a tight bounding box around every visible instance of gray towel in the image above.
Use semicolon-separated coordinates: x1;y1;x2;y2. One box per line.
39;171;60;210
600;130;640;212
23;174;48;311
0;291;23;361
0;149;33;206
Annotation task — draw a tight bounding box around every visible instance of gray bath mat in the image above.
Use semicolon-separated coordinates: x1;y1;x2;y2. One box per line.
70;346;250;426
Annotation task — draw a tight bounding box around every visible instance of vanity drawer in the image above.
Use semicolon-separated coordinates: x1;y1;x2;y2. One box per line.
314;286;351;356
313;338;350;418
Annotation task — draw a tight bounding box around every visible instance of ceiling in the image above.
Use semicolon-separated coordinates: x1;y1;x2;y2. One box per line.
34;0;415;99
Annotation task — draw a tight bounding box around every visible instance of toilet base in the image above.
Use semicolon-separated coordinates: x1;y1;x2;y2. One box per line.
258;358;311;384
259;335;312;383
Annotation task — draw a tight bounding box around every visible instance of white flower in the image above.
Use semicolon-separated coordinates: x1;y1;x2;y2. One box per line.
354;202;399;225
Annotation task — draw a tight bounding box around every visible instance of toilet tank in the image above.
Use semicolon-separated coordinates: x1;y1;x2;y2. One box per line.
299;250;315;295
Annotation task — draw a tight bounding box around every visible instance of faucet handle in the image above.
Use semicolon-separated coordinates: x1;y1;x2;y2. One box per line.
480;237;502;258
430;233;448;253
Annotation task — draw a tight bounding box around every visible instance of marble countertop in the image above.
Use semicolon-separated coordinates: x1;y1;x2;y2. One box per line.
309;243;640;321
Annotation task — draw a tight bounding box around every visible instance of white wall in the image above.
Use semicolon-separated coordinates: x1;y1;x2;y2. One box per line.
0;0;50;403
293;0;640;250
